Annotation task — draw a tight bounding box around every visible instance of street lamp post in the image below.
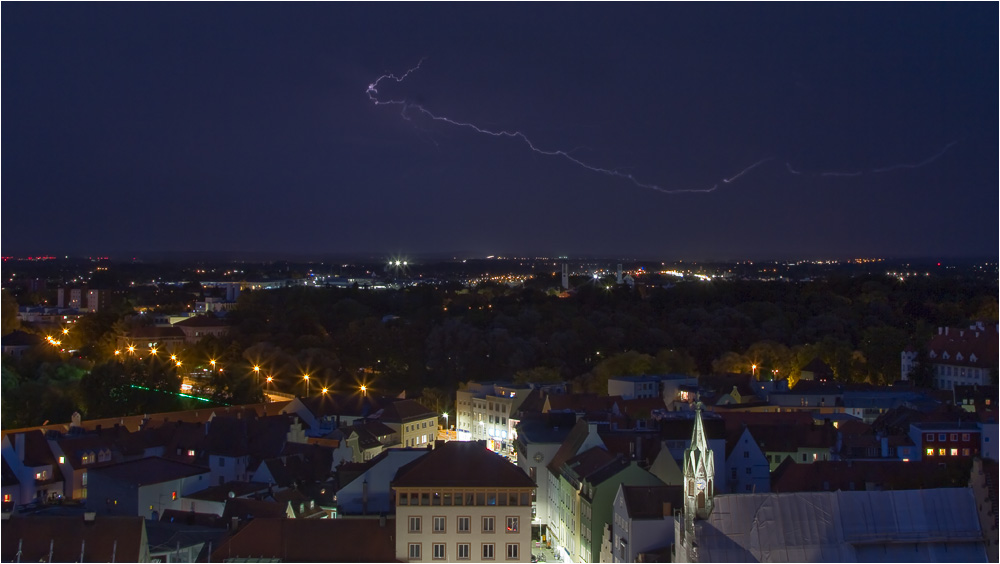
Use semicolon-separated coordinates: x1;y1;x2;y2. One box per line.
752;364;757;380
303;374;310;397
253;365;260;387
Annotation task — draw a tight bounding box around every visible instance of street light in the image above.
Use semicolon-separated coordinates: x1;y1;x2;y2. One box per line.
253;365;260;387
752;364;757;379
359;384;367;395
303;374;310;396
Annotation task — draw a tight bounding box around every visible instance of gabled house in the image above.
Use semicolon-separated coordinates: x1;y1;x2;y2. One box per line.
85;457;211;519
1;430;65;503
611;484;682;563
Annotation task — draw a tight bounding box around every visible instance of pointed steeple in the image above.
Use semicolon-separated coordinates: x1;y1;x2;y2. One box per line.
683;403;715;520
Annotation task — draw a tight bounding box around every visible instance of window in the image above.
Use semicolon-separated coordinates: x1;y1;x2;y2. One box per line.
219;457;225;467
458;516;471;533
962;433;971;441
81;471;87;486
950;434;958;442
483;516;495;533
488;492;497;505
746;467;752;474
172;491;177;501
482;543;495;560
938;434;946;441
433;516;446;533
400;493;409;506
58;456;65;464
409;516;422;533
3;494;10;503
433;544;445;560
926;448;934;456
962;448;970;456
187;449;195;457
950;448;958;456
506;544;519;560
457;543;470;560
409;543;422;560
743;451;749;459
938;448;946;456
506;516;519;533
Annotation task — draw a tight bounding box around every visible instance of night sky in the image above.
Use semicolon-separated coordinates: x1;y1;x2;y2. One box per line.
3;3;997;260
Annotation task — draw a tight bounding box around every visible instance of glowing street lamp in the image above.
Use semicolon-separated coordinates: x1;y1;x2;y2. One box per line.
752;364;757;379
253;365;260;387
303;374;310;396
127;345;136;355
150;347;158;356
359;384;367;395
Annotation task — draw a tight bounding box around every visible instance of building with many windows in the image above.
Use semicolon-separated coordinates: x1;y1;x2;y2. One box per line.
455;382;531;458
392;441;535;563
902;323;998;390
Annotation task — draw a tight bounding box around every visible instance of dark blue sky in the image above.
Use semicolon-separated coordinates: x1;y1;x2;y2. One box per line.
3;3;997;259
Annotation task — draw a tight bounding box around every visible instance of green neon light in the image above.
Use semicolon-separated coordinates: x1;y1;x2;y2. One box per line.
128;384;226;405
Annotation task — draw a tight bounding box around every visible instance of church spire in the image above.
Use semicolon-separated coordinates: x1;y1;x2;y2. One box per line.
683;403;715;521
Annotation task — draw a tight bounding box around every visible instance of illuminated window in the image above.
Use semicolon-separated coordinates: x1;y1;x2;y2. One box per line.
950;449;958;456
506;517;519;533
963;448;970;456
172;491;177;501
188;450;195;457
926;448;934;456
3;494;10;503
939;449;946;456
58;456;65;464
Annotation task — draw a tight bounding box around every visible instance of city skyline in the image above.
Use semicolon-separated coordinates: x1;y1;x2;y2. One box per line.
3;3;997;259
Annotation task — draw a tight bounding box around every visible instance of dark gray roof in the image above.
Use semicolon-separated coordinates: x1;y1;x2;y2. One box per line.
90;457;208;485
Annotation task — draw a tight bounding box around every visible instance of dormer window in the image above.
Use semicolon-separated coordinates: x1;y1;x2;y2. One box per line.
956;352;964;361
929;350;937;359
970;354;978;363
941;351;950;360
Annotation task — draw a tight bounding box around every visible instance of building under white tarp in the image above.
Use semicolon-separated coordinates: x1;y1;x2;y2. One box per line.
677;488;987;562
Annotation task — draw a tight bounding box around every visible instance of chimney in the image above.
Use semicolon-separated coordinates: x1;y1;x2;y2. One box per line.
231;516;240;531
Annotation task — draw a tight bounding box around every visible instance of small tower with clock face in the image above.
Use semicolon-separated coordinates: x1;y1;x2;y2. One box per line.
683;403;715;521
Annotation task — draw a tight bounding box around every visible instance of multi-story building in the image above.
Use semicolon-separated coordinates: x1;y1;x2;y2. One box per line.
607;375;663;400
902;323;998;390
456;382;531;458
392;441;535;563
909;421;982;460
381;399;439;448
611;484;681;563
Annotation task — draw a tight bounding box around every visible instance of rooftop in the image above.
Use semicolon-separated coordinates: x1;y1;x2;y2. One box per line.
393;441;534;489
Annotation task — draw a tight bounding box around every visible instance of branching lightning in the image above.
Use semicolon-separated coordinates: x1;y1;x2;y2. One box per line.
368;61;958;194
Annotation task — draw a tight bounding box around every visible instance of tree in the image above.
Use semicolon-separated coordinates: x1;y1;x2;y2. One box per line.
1;289;20;336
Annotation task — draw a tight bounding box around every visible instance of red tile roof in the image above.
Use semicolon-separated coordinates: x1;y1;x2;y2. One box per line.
392;441;534;488
1;515;147;563
927;325;999;368
211;517;398;562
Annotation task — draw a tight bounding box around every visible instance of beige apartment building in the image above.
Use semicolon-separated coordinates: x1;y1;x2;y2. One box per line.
393;441;536;562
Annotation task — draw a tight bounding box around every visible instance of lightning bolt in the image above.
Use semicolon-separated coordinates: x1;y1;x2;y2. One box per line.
368;61;958;194
368;61;728;194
